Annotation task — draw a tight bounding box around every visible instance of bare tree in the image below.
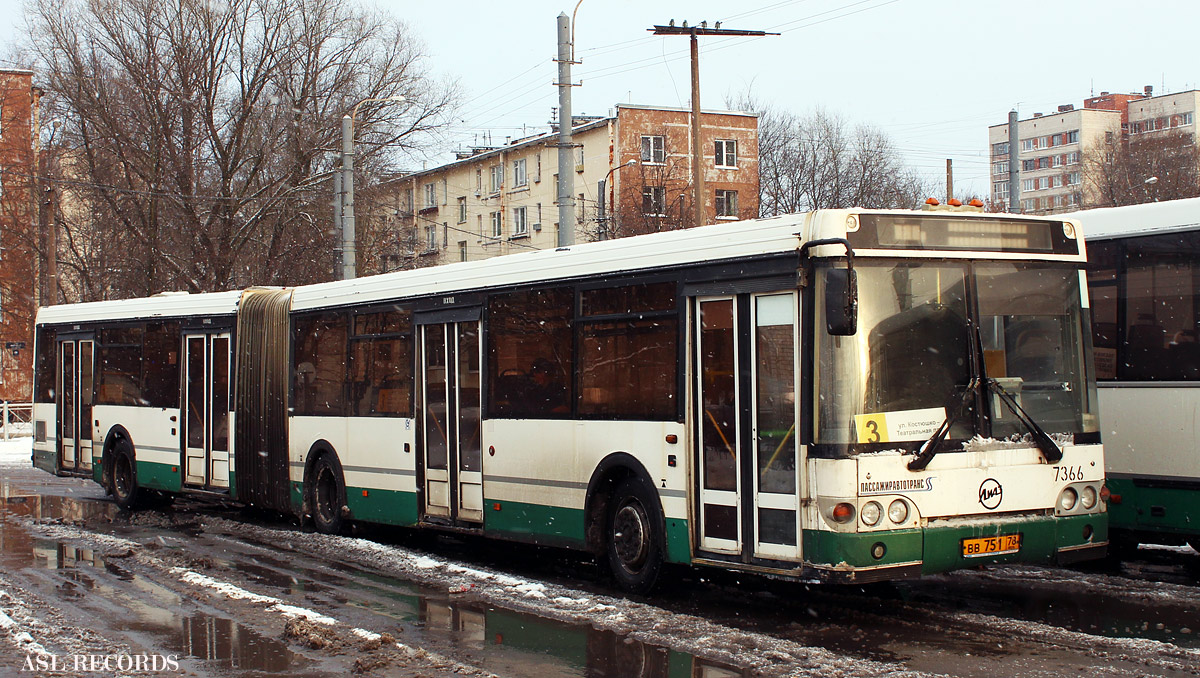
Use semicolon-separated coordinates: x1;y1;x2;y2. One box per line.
1083;130;1200;208
728;92;929;216
25;0;456;300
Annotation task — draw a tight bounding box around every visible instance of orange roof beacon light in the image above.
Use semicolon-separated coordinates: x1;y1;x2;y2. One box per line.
968;198;984;207
925;197;940;206
948;198;963;207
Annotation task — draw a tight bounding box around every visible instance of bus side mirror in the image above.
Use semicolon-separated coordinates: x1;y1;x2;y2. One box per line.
825;268;858;336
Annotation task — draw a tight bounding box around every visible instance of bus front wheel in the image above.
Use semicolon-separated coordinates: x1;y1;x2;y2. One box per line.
309;455;346;535
605;477;664;594
110;440;141;511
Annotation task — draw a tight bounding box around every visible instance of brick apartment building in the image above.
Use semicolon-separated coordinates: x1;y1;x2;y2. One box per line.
366;104;758;269
0;69;38;401
989;86;1200;215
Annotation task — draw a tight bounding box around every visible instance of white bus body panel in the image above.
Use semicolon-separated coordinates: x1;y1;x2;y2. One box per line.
482;419;689;520
94;405;181;467
288;416;417;493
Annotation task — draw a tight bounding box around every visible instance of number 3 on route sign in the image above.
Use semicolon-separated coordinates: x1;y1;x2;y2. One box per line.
855;414;888;443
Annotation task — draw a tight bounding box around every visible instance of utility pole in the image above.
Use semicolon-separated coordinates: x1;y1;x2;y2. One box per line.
945;159;954;202
332;171;343;280
341;114;357;279
650;22;776;230
1008;110;1021;213
555;12;578;247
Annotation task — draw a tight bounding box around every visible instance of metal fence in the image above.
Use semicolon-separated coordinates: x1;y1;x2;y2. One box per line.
2;402;33;440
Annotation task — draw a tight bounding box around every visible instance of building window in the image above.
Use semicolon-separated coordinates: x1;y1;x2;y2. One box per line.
1052;155;1063;168
992;142;1009;156
1021;198;1035;212
715;190;738;218
513;158;527;187
1037;156;1050;169
641;135;665;164
1182;112;1194;126
475;168;482;193
491;211;502;238
1068;172;1081;186
1067;151;1080;165
993;181;1009;198
1066;130;1079;144
1022;159;1036;172
458;241;467;262
992;161;1009;175
457;196;467;223
1022;178;1035;192
642;186;665;215
424;182;436;208
489;164;503;193
425;224;438;250
513;206;528;236
714;139;737;167
1020;139;1034;152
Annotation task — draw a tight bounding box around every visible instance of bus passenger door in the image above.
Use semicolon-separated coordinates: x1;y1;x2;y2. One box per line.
419;320;483;525
694;293;802;562
183;332;231;489
56;337;94;475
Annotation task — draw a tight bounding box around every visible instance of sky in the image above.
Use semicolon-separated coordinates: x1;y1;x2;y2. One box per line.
3;0;1199;198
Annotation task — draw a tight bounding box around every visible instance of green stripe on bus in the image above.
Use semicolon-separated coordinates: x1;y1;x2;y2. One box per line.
664;518;691;564
345;487;419;527
803;528;923;570
136;459;181;493
484;499;586;546
1106;477;1199;538
32;448;56;474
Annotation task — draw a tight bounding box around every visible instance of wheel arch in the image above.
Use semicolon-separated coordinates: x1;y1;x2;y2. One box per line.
301;440;343;515
100;425;135;492
584;452;664;555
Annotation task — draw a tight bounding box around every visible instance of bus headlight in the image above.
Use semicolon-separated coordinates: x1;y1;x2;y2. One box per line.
1080;485;1097;510
888;499;909;524
1059;487;1078;511
861;501;882;526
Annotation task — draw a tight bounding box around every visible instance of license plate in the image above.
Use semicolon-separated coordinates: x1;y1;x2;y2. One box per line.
961;534;1021;558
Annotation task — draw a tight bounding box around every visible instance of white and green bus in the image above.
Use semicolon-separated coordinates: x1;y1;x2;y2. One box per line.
31;208;1107;591
1069;197;1200;553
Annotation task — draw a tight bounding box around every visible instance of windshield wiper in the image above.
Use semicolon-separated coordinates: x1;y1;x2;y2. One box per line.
986;378;1064;464
907;378;980;472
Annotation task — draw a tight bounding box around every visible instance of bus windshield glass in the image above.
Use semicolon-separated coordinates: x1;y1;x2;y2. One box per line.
815;261;1099;448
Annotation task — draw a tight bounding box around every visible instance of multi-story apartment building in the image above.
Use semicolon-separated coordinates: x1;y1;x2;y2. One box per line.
989;86;1200;215
366;104;758;270
0;69;39;401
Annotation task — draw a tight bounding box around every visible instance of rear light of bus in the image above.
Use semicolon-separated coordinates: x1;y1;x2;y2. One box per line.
832;502;855;524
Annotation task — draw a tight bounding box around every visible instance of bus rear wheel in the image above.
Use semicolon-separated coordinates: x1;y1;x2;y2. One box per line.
110;440;141;511
309;455;346;535
605;477;664;594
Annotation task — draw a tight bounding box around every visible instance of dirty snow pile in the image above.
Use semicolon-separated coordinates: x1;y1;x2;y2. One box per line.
0;438;32;469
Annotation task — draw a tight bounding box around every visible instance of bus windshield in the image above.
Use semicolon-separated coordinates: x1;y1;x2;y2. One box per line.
815;261;1099;448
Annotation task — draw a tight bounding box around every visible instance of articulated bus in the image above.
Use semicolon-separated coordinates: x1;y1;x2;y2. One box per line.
1067;197;1200;553
31;208;1107;592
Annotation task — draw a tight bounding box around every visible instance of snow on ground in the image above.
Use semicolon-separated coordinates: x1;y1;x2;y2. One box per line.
0;438;32;469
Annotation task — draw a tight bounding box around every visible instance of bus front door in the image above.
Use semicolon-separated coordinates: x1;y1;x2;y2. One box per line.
182;332;231;489
56;337;94;475
695;293;802;562
419;320;483;525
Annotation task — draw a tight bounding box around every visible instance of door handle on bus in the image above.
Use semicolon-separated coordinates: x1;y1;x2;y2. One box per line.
170;415;177;422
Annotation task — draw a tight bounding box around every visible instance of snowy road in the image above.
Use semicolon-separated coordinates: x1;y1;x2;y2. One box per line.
2;437;1198;677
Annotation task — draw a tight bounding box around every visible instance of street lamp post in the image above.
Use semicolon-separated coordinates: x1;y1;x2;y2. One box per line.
341;94;406;281
596;159;637;240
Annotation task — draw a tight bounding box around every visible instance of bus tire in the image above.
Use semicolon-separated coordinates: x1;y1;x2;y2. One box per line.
309;455;346;535
605;476;664;594
110;440;142;511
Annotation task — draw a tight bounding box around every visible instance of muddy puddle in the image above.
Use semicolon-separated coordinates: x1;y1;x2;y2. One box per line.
1;493;748;677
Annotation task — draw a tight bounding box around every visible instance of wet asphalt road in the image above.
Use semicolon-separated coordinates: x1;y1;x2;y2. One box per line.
1;459;1199;678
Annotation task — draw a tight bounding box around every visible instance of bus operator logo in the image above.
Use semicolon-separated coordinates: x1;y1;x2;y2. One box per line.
978;478;1003;510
